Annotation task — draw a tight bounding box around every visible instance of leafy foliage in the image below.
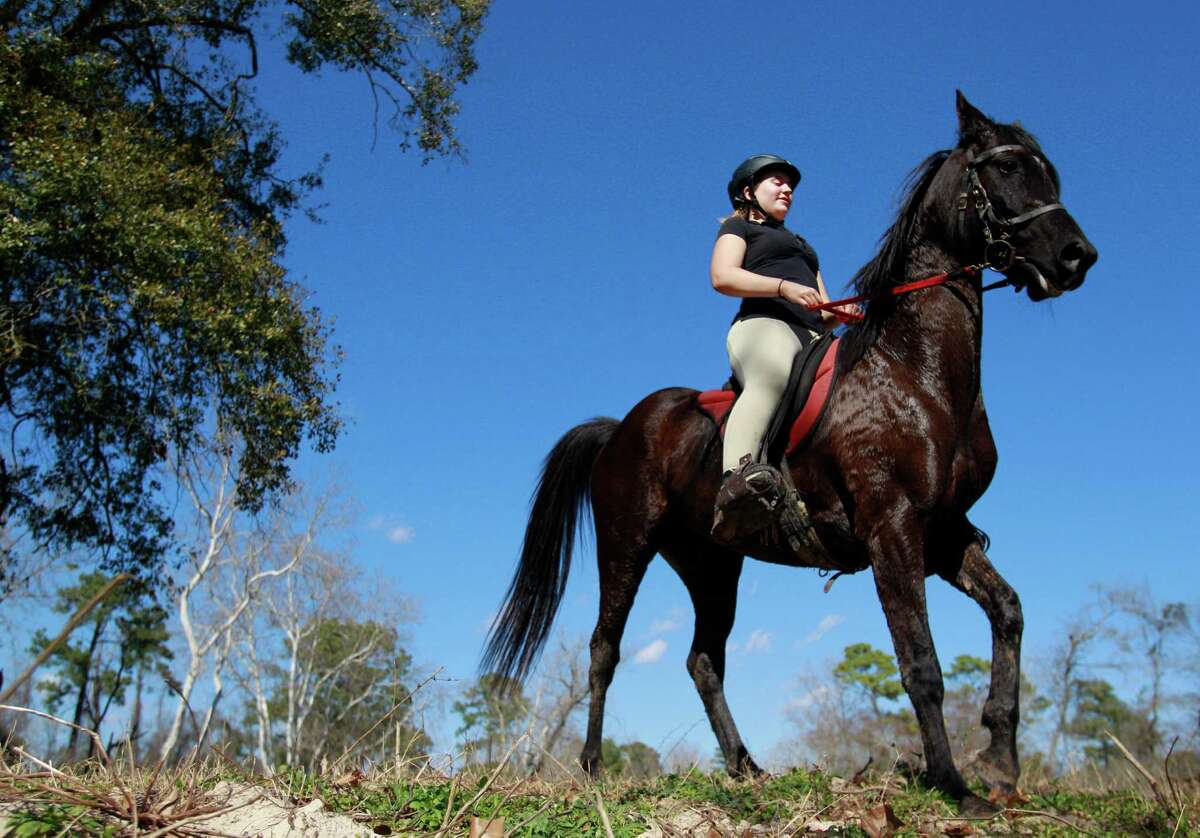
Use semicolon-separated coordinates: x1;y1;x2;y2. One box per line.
834;642;904;716
453;673;529;764
0;0;488;587
264;617;428;768
1067;678;1156;767
26;571;171;757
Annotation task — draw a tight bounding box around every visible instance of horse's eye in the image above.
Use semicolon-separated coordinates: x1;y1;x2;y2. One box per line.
997;159;1020;175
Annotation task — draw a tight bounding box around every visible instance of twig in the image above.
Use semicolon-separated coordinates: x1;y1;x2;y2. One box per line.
0;705;112;768
1171;806;1187;838
1164;736;1184;812
593;787;616;838
11;746;68;778
1005;808;1102;837
439;773;459;830
0;574;131;705
435;734;528;837
136;790;265;838
503;796;556;837
332;666;443;771
1104;728;1174;813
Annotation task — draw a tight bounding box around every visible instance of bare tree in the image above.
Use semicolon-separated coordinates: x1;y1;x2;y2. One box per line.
233;548;418;771
158;439;333;761
663;740;709;774
521;637;590;777
1103;584;1192;754
1042;598;1114;775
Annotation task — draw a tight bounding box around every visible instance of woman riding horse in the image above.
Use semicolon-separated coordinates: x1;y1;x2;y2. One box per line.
483;93;1096;814
711;154;859;539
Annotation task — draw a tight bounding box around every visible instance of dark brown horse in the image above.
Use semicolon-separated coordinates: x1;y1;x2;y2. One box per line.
483;93;1096;811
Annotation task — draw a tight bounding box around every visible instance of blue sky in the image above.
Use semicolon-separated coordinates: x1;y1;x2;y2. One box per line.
89;1;1200;759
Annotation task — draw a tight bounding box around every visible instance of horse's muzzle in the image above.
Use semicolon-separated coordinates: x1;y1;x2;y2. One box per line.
1057;236;1098;291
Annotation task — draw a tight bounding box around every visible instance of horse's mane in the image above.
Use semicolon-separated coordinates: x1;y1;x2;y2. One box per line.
835;149;952;373
835;122;1059;375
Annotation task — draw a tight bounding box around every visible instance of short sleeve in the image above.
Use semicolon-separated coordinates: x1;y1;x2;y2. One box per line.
797;236;820;274
716;216;749;241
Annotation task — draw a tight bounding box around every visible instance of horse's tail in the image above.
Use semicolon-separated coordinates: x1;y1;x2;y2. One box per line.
481;417;620;685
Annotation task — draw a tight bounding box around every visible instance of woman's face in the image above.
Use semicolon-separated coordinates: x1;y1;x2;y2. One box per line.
745;170;794;221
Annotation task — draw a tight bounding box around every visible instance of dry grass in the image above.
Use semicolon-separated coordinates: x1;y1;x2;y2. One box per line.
2;713;1197;837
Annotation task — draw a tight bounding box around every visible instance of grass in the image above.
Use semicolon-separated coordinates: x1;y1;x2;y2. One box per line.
1;709;1195;837
5;758;1195;836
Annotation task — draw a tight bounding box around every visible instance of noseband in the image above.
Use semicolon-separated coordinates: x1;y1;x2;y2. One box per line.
958;144;1066;272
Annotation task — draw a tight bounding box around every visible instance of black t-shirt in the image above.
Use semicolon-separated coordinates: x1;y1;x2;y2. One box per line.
717;216;824;334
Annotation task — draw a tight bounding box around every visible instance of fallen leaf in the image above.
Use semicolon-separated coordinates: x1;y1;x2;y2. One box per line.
987;787;1030;809
469;816;505;838
803;820;841;833
942;823;974;836
331;768;365;789
860;802;904;838
706;828;722;838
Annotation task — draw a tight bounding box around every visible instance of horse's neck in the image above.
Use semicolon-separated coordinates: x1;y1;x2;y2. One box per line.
881;242;984;404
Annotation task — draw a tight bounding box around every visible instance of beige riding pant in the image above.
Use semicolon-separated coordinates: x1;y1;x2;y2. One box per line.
723;318;817;473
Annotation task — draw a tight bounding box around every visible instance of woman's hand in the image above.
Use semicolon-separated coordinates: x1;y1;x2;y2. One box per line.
778;280;823;309
829;302;864;323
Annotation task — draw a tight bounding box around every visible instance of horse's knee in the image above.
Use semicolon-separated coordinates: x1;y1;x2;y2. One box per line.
588;635;620;688
999;588;1023;637
899;654;945;707
686;650;722;692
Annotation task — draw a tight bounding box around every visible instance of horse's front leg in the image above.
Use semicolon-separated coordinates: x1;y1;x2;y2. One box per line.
865;504;973;803
939;538;1023;794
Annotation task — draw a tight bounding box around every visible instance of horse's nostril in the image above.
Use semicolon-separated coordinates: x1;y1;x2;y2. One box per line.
1059;241;1085;268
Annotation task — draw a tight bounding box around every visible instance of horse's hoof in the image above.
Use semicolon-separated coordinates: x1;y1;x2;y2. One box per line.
579;753;602;779
731;758;767;780
965;750;1017;794
958;793;999;819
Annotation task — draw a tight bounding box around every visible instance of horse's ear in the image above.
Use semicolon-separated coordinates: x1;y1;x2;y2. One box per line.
956;90;994;141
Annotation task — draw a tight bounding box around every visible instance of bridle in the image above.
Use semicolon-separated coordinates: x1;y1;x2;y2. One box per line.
807;143;1071;320
957;143;1067;272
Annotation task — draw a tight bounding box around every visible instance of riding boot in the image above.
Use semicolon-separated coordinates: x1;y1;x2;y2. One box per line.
712;454;784;543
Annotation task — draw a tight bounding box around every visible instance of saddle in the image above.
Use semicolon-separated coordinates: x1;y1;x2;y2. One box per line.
697;333;840;459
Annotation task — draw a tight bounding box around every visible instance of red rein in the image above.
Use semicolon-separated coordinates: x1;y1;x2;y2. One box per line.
806;266;985;323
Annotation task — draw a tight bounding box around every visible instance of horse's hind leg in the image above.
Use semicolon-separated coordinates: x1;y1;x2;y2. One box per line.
579;501;657;777
939;539;1023;793
662;543;763;778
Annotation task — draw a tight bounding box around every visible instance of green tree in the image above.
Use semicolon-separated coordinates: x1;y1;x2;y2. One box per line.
1065;677;1137;768
0;0;487;589
601;737;625;776
620;740;662;780
265;617;427;769
944;654;990;691
454;673;528;765
28;571;172;758
834;643;904;718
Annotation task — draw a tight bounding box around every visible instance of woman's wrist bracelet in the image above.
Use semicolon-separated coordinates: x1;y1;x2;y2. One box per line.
777;279;785;298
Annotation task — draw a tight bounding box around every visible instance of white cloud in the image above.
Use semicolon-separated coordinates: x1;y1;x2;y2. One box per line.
728;628;772;657
743;629;772;653
367;514;385;530
787;685;830;712
800;613;846;646
650;608;685;635
387;525;415;544
633;638;667;664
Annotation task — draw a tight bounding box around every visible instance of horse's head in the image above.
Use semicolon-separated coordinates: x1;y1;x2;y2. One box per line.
952;92;1097;300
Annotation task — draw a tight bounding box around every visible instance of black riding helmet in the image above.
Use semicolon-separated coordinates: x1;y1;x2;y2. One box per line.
727;154;802;209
